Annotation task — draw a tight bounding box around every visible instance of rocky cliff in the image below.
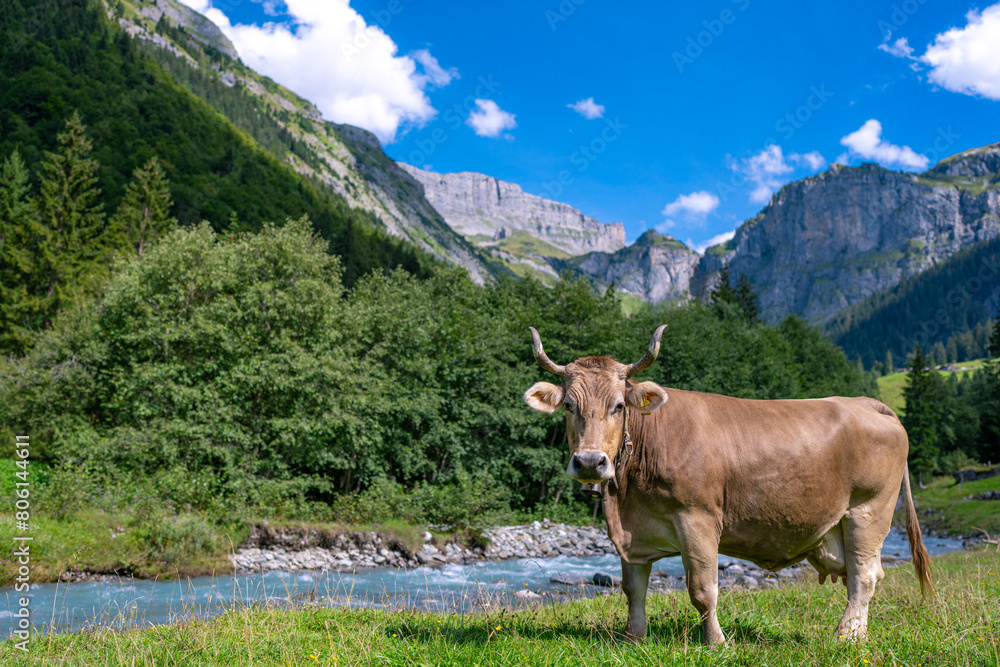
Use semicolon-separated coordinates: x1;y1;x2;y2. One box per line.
403;145;1000;316
114;0;496;283
697;149;1000;323
398;164;626;256
567;230;700;303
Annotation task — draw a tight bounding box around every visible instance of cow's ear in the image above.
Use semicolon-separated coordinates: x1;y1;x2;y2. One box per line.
626;381;668;414
524;382;564;413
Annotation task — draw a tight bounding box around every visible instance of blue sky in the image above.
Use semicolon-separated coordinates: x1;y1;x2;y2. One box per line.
180;0;1000;252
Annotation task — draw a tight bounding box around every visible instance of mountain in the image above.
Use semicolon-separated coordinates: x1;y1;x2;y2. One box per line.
0;0;436;285
112;0;497;282
404;142;1000;362
398;164;625;255
405;146;1000;333
699;151;1000;324
824;234;1000;367
74;0;1000;344
561;230;700;304
398;163;625;282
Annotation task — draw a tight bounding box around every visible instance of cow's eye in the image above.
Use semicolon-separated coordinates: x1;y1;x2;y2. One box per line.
564;402;576;413
613;402;625;413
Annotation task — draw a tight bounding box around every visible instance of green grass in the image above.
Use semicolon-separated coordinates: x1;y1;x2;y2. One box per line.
0;510;244;586
910;474;1000;537
876;358;986;415
705;240;735;257
2;550;996;665
491;232;572;260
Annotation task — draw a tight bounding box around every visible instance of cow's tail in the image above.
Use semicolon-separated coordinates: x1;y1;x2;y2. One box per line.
902;462;933;598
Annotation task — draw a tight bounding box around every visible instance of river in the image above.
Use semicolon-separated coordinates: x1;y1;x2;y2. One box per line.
0;529;964;637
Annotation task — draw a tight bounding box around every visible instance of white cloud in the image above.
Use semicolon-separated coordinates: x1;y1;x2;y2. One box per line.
878;37;914;59
175;0;458;144
922;4;1000;100
798;150;827;171
839;119;929;170
411;49;459;89
731;145;792;204
657;191;719;232
567;97;605;119
689;230;736;255
879;4;1000;100
256;0;286;17
662;191;719;217
466;99;517;138
728;145;828;204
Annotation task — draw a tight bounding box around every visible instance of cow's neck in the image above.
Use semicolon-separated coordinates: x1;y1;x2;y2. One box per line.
603;407;649;559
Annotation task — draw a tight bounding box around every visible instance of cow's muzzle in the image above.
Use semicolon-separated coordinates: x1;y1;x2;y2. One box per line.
568;449;614;483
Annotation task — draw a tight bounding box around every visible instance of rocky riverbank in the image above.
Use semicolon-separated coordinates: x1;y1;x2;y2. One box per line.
229;520;615;573
226;520;917;595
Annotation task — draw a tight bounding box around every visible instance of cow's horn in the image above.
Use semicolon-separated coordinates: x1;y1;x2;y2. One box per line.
625;324;668;377
529;327;566;376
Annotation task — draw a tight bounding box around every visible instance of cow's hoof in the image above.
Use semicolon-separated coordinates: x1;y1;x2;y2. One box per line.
835;623;867;642
622;628;646;644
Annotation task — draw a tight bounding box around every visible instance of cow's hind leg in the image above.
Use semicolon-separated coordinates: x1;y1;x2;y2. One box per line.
621;559;651;640
835;493;895;640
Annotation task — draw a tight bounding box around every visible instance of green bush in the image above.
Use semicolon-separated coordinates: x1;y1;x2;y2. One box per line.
336;467;513;530
939;449;979;476
128;497;228;564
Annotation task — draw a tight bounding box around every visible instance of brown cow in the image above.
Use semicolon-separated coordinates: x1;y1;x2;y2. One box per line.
523;325;931;644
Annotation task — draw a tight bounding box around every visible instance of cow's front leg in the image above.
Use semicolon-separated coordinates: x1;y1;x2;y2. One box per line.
679;522;726;645
621;559;652;641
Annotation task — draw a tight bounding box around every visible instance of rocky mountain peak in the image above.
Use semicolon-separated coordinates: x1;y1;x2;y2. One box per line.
694;154;1000;322
569;230;699;304
130;0;240;60
927;142;1000;179
399;163;626;257
631;229;688;249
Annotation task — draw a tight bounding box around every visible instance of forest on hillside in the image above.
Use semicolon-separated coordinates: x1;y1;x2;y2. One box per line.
0;0;430;288
826;235;999;369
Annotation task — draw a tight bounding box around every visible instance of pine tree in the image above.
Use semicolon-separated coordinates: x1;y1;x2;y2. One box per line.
902;345;941;487
946;337;959;363
33;110;107;327
110;157;176;259
885;349;895;374
735;272;761;323
0;149;38;353
981;311;1000;463
931;341;947;367
710;263;737;306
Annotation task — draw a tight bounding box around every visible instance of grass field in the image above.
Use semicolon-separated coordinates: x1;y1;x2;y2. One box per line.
908;474;1000;537
2;549;996;666
877;359;986;416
